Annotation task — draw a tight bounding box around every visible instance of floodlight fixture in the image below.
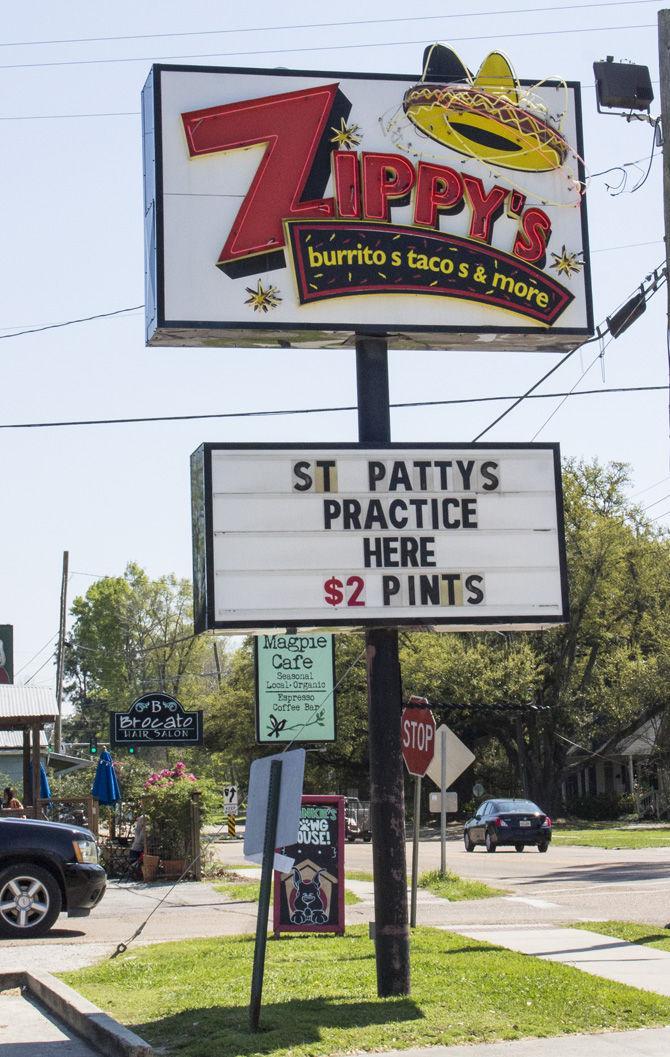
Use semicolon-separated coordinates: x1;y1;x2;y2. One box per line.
606;289;647;339
593;56;654;116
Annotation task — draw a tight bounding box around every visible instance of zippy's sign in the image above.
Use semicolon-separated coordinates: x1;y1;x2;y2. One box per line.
143;54;591;350
191;442;568;632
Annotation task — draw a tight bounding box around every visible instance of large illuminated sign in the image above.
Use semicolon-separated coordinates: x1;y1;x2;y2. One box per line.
143;52;592;350
190;442;568;632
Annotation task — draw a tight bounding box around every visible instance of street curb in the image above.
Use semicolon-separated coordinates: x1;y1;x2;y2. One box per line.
0;970;154;1056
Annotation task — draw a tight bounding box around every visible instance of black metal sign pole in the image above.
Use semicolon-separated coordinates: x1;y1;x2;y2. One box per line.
356;335;410;997
410;774;421;929
249;758;283;1031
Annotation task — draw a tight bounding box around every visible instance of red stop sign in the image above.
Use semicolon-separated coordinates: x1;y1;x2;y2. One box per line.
401;705;436;776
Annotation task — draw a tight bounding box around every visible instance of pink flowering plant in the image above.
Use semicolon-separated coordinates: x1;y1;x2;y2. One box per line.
142;762;216;858
144;761;198;789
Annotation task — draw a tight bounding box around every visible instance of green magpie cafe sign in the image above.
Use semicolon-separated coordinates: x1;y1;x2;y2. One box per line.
254;633;336;744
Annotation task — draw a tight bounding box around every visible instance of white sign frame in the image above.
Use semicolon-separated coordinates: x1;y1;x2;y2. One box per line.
143;63;592;351
191;442;569;633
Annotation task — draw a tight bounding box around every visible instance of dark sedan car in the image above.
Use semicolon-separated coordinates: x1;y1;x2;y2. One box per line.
463;798;552;853
0;816;106;938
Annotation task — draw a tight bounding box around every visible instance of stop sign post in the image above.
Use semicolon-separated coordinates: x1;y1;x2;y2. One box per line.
401;697;436;928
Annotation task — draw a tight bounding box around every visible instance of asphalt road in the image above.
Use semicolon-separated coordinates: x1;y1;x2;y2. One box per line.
1;835;669;974
340;834;670;927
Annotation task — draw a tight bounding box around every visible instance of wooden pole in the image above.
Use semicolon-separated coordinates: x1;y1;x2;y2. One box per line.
659;12;670;440
54;550;69;753
356;335;410;997
31;724;41;813
22;729;31;803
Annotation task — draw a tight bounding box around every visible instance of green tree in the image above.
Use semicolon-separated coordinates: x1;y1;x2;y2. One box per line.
399;460;670;812
64;563;213;743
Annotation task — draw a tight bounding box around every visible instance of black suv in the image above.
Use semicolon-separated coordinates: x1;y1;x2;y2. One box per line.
0;817;106;938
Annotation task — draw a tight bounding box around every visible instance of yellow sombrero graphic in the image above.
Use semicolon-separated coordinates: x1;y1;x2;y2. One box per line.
403;45;569;173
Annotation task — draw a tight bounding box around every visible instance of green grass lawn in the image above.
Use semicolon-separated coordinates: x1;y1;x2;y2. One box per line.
215;880;361;906
571;921;670;951
60;927;670;1057
418;869;504;901
345;869;373;882
553;827;670;849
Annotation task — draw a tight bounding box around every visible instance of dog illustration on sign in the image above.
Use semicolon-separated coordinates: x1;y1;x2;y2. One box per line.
284;859;337;925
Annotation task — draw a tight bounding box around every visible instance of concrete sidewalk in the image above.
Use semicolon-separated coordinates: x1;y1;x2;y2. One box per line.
448;925;670;996
351;1027;670;1057
0;990;98;1056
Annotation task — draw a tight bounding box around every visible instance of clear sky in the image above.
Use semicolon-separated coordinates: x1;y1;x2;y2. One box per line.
2;0;668;688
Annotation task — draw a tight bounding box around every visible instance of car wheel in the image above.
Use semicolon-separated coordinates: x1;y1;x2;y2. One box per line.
464;831;475;852
0;864;62;938
537;841;549;853
485;830;497;853
515;843;525;853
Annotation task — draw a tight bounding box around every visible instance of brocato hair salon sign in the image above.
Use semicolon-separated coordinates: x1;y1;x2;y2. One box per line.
110;692;204;747
143;48;591;351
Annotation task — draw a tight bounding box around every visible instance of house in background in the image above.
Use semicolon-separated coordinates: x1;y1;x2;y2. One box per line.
561;706;670;818
0;729;91;790
0;729;48;786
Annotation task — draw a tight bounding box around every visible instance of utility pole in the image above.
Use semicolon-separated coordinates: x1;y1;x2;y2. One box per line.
356;336;410;998
54;550;69;753
659;10;670;395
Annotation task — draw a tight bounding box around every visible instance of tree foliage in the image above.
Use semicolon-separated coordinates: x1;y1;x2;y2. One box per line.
399;460;670;811
64;562;212;742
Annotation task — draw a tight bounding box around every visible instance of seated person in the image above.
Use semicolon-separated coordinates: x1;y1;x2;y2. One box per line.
2;786;24;811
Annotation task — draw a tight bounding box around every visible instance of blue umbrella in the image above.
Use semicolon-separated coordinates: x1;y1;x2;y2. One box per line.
28;762;51;801
91;750;121;806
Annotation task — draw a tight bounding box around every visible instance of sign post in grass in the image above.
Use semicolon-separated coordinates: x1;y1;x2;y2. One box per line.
249;758;282;1032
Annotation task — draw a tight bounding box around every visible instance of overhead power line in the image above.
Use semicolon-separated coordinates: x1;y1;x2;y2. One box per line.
0;21;656;71
12;633;59;678
472;261;667;441
0;305;142;341
0;0;655;49
0;385;667;432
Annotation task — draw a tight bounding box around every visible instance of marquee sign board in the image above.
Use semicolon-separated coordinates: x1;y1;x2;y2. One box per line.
110;692;204;747
143;59;592;351
191;442;568;633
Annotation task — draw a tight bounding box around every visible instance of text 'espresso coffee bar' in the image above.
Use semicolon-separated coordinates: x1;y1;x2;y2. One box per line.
196;444;568;630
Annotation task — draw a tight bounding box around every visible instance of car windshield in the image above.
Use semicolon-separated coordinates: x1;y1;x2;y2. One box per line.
492;800;541;814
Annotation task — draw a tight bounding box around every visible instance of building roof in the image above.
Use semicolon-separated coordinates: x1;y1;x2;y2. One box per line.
0;730;48;750
0;686;58;727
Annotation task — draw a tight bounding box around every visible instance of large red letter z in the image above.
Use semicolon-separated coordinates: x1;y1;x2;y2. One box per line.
182;84;341;271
